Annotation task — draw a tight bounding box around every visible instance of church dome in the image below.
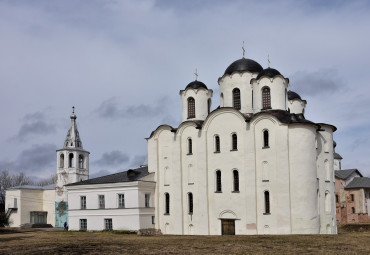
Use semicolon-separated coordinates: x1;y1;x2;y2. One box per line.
224;58;263;75
287;90;302;100
256;68;281;80
185;80;208;90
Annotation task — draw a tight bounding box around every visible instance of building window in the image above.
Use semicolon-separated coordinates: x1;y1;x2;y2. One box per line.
264;191;270;214
188;97;195;118
79;155;84;169
188;193;193;214
59;154;64;168
352;207;355;213
69;153;74;168
188;138;193;154
104;218;113;230
233;170;239;192
216;170;222;192
233;88;241;110
80;196;86;209
263;130;269;148
152;216;155;224
30;211;47;224
208;98;211;114
80;219;87;231
118;194;125;208
145;194;150;208
215;135;220;152
335;194;339;203
232;133;237;150
165;193;170;214
351;194;354;201
262;87;271;109
99;195;105;209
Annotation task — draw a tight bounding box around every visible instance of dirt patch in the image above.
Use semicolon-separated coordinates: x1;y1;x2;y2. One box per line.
338;223;370;232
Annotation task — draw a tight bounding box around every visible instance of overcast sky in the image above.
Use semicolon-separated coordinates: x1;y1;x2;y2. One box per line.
1;0;370;179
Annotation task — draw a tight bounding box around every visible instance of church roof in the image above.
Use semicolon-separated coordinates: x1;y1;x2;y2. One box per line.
335;169;363;180
287;91;302;100
63;107;83;149
224;58;263;75
346;177;370;189
7;184;56;190
334;152;343;160
66;166;150;186
256;68;281;80
185;80;208;90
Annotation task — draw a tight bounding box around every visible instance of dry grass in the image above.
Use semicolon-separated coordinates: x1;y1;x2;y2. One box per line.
1;226;370;255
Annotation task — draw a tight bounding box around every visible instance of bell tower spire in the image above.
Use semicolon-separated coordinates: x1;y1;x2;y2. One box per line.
55;107;90;228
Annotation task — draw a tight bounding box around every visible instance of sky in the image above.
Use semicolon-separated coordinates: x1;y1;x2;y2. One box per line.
1;0;370;180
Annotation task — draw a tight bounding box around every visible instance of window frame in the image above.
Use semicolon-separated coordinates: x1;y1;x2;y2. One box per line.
187;97;195;119
188;138;193;155
165;193;170;215
262;87;271;110
145;193;150;208
80;196;86;210
232;88;241;110
80;219;87;231
216;170;222;192
188;193;193;215
118;194;125;208
264;190;270;214
98;195;105;209
104;218;113;231
214;135;220;153
263;130;269;148
233;170;239;192
231;133;238;151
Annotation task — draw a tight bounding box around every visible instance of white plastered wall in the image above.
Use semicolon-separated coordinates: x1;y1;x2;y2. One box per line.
252;77;287;113
180;88;213;122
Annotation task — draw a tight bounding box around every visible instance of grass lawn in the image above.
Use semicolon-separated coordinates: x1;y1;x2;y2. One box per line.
0;226;370;254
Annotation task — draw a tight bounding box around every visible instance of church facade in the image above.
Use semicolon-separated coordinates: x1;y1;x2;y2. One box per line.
147;56;337;235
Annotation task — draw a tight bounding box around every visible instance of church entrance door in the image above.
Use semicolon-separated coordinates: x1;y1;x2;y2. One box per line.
221;219;235;235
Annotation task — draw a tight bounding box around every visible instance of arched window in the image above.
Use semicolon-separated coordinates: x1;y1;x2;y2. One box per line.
216;170;222;192
79;155;84;169
325;191;331;212
263;130;269;148
59;154;64;168
262;87;271;109
232;133;237;150
165;193;170;214
215;135;220;152
188;193;193;214
233;170;239;192
232;88;241;110
69;153;74;168
220;93;224;107
188;138;193;154
208;98;211;114
264;191;270;214
187;97;195;119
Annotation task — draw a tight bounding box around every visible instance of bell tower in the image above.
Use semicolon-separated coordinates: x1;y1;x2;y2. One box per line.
55;107;90;227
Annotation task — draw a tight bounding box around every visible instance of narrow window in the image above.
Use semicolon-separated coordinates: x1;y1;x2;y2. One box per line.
208;98;211;114
263;130;269;148
232;133;237;150
69;153;74;168
80;219;87;231
188;138;193;154
215;136;220;152
118;194;125;208
188;193;193;214
104;218;113;230
352;207;355;213
233;170;239;192
152;216;155;224
145;194;150;208
351;194;354;201
216;170;222;192
80;196;86;209
335;194;339;203
79;155;84;169
262;87;271;109
325;191;331;212
165;193;170;214
59;154;64;168
233;88;241;110
99;195;105;209
264;191;270;214
220;93;224;107
187;97;195;118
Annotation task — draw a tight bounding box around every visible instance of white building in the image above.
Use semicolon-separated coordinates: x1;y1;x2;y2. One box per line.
147;56;337;235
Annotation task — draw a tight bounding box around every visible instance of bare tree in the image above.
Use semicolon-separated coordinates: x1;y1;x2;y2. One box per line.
36;174;57;186
0;170;33;206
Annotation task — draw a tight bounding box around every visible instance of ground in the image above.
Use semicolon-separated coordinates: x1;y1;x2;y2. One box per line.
1;225;370;254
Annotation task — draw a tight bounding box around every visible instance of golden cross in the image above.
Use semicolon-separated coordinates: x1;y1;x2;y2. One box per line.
194;68;198;81
242;41;245;58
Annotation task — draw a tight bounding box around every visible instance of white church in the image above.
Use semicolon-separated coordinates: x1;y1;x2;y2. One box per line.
6;52;337;235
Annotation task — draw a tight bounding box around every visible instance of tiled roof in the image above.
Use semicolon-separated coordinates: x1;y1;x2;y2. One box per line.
346;177;370;189
334;152;343;160
335;169;363;180
66;166;150;186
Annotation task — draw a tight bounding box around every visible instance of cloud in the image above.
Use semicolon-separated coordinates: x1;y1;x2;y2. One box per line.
94;150;130;167
290;69;346;97
12;112;56;142
0;143;57;174
89;169;114;179
130;154;146;168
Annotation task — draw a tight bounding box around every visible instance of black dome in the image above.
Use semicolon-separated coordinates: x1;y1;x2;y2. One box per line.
224;58;263;75
287;90;302;100
185;80;208;90
256;68;281;80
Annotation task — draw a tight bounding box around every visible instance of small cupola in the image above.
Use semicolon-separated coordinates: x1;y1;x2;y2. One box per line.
179;70;213;122
287;90;307;115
